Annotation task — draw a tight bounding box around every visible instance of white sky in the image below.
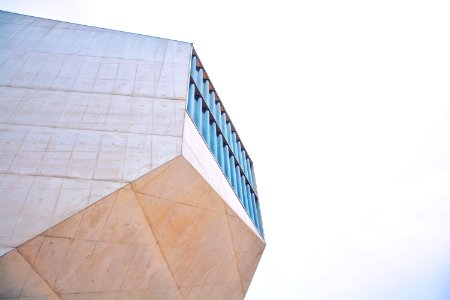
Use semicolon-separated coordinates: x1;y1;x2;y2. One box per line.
1;1;450;299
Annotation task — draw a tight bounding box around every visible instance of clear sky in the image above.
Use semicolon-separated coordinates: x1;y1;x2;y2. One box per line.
1;1;450;299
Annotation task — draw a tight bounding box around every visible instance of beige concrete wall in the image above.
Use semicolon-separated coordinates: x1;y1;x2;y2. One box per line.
0;10;192;254
0;156;265;299
0;11;265;298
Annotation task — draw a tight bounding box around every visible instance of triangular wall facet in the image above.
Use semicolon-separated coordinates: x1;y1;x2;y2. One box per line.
1;155;264;298
0;10;265;299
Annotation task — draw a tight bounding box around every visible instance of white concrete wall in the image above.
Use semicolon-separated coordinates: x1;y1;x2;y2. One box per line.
0;11;192;255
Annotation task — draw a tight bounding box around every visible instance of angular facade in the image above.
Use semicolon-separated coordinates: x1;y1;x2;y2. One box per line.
0;11;265;299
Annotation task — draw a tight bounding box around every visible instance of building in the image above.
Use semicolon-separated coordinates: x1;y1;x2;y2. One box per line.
0;10;265;299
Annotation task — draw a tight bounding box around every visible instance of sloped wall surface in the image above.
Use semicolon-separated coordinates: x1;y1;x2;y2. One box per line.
0;156;265;299
0;11;265;299
0;10;191;253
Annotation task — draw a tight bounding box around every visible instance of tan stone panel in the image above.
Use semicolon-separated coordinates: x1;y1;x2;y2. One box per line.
14;182;180;296
197;281;244;300
20;269;60;299
161;247;241;292
17;235;44;264
137;193;194;247
0;250;59;299
99;243;138;292
161;161;225;213
161;247;210;287
2;130;265;299
143;287;183;300
133;154;263;297
132;157;175;198
97;188;156;245
19;294;60;300
61;289;182;300
192;208;231;252
34;190;116;242
225;202;238;218
227;214;266;254
120;245;176;291
226;213;266;295
27;236;72;289
46;214;82;239
132;158;175;193
137;249;177;290
242;280;252;297
44;185;154;245
235;251;264;283
133;156;225;213
203;249;241;285
60;292;119;300
156;158;203;201
178;286;202;300
117;287;182;300
136;193;231;251
0;250;31;298
207;189;228;213
53;240;116;294
74;192;116;241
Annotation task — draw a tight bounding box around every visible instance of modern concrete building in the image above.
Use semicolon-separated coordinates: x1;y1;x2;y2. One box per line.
0;10;265;299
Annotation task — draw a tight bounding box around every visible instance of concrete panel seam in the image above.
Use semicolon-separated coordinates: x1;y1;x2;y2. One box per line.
129;155;182;192
129;183;183;298
224;204;246;296
8;183;123;258
0;49;187;64
0;122;184;138
153;41;169;98
0;84;187;101
0;172;129;185
101;189;138;292
16;249;63;299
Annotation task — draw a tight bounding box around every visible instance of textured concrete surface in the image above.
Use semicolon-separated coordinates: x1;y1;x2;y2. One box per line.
0;156;265;299
0;11;265;299
0;10;191;252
